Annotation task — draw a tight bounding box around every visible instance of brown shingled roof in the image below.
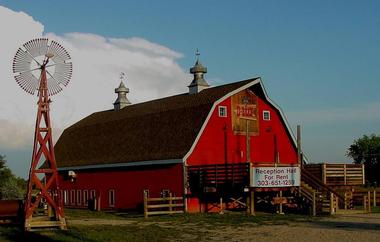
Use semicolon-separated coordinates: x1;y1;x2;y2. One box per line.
54;78;258;168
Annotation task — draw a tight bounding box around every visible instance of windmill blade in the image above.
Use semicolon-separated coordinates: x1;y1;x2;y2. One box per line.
46;70;63;96
23;38;49;58
13;48;33;73
53;62;73;86
15;72;39;95
48;40;71;63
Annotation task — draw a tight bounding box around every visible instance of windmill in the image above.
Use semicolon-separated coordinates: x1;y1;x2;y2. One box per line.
12;38;72;231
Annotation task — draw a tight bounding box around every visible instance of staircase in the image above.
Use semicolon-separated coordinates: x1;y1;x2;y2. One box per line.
293;168;343;215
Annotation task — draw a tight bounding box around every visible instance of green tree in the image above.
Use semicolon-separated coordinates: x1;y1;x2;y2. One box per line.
0;154;5;169
347;134;380;185
0;155;27;199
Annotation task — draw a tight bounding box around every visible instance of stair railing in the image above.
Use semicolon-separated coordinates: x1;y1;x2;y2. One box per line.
301;167;344;203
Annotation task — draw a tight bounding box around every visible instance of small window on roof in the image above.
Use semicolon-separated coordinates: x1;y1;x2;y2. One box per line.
263;110;270;121
218;106;227;117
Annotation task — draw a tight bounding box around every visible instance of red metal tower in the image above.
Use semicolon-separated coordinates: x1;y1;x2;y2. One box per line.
12;38;72;231
24;62;66;230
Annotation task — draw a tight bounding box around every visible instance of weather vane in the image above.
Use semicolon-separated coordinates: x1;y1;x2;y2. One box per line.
120;72;126;83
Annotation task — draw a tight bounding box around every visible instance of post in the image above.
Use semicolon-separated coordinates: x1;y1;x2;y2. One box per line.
343;164;347;186
219;197;224;214
362;164;365;185
312;191;316;216
322;163;327;185
279;191;284;215
364;195;367;212
250;191;255;216
330;192;335;215
246;195;250;214
169;193;173;213
335;195;339;213
246;119;250;163
182;163;188;213
297;125;301;167
344;192;348;210
144;190;148;218
368;191;371;213
373;190;377;207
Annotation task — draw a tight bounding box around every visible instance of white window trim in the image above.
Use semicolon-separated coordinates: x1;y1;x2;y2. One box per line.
70;190;75;205
263;110;271;121
218;106;227;117
63;190;68;205
109;189;115;207
83;190;89;206
77;190;82;205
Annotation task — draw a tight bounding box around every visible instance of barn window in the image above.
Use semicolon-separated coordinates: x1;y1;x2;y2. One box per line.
109;189;115;207
77;190;82;205
263;110;270;121
218;106;227;117
63;190;68;205
83;190;89;206
70;190;75;205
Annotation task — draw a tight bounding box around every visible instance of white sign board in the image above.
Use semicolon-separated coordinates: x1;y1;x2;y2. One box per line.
251;166;300;187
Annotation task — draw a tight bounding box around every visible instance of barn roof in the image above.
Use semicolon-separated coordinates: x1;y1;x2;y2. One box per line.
55;78;258;169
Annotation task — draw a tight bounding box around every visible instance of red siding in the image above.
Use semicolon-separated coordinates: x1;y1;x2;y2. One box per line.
58;164;183;210
187;92;298;166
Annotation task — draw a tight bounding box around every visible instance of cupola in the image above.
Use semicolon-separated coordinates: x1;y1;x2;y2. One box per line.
188;49;209;94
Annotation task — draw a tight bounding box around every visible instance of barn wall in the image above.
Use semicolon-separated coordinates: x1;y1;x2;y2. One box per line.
187;89;298;166
58;163;183;210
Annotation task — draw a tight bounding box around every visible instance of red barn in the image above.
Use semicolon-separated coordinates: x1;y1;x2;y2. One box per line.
55;57;301;213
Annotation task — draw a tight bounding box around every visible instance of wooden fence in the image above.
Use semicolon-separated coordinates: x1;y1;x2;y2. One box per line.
352;187;380;207
143;191;184;218
304;164;364;186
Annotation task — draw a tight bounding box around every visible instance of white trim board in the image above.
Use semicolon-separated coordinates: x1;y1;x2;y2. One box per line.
58;159;183;171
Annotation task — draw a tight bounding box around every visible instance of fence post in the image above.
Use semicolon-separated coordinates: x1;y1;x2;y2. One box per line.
144;190;148;218
368;191;371;213
335;195;339;213
373;190;377;207
312;191;316;216
330;192;335;215
169;193;173;213
344;192;347;210
343;164;347;185
323;164;327;185
219;197;224;214
364;195;367;212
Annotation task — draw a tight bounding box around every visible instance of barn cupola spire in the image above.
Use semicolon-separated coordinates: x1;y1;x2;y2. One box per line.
113;72;131;111
188;49;209;94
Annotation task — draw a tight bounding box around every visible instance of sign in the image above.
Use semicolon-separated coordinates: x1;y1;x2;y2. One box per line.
231;90;259;135
251;167;300;188
236;104;256;120
273;197;287;204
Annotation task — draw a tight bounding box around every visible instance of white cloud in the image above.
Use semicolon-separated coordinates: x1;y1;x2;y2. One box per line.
0;6;190;150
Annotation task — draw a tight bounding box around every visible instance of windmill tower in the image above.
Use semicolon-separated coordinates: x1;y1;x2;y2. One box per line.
12;38;72;231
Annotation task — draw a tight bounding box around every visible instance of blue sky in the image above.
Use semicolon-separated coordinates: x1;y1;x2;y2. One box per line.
0;0;379;177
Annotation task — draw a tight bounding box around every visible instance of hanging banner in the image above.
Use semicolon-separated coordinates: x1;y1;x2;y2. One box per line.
231;89;259;135
251;166;300;187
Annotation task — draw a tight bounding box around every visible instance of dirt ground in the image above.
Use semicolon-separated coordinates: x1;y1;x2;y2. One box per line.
68;213;380;242
204;213;380;242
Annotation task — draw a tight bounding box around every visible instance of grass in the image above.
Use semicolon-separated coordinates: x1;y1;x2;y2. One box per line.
0;209;354;242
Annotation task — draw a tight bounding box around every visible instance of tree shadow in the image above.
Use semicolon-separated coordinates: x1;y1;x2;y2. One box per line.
0;225;56;242
309;220;380;231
